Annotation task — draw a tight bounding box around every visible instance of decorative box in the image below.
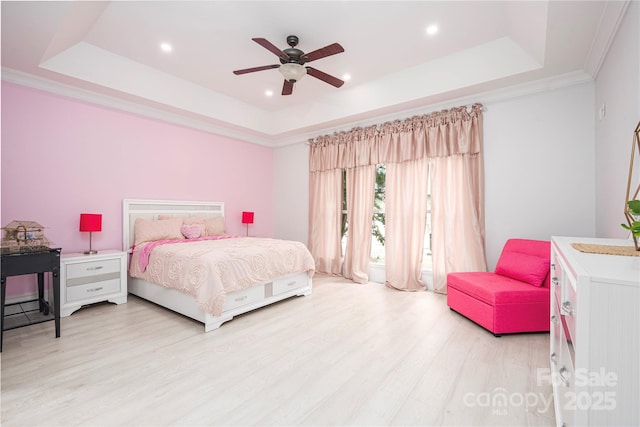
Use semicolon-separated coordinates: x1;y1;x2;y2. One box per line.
1;220;52;254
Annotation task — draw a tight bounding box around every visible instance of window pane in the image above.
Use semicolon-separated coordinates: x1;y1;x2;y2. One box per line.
371;165;386;262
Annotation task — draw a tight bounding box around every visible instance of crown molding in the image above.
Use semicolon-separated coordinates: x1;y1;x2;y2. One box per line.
584;0;630;79
1;67;275;147
272;70;594;148
3;67;593;150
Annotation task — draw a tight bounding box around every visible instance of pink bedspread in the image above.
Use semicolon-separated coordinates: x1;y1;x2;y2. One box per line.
129;237;315;316
137;235;238;272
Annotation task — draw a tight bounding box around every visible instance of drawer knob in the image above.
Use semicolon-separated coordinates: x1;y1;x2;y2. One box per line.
87;266;104;271
234;295;248;302
561;301;574;316
558;366;571;387
87;287;104;293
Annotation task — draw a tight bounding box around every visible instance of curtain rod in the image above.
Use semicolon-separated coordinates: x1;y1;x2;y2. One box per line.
308;102;484;145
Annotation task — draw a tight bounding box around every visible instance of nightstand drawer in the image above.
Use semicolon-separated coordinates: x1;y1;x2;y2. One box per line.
66;278;121;302
66;258;121;280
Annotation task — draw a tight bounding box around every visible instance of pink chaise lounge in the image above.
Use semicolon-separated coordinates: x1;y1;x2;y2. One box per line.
447;238;551;336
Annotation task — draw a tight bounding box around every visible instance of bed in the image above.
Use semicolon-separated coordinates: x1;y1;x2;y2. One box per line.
123;199;314;331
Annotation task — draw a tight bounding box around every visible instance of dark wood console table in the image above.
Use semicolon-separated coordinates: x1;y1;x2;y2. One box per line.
1;248;61;352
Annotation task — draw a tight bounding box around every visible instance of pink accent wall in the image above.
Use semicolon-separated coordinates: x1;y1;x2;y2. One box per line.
1;82;274;297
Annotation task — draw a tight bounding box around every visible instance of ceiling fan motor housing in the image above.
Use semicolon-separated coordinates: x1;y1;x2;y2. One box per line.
281;35;307;65
286;35;299;47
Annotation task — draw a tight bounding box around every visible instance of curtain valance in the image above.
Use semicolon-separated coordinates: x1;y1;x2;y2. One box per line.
309;103;483;172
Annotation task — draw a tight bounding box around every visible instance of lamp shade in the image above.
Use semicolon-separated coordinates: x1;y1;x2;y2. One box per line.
241;211;254;225
79;213;102;232
279;63;306;82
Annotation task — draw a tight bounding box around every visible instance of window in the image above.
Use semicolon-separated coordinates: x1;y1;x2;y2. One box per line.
342;164;432;267
371;164;386;262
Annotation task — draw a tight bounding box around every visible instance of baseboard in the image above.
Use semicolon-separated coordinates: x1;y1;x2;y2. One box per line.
4;292;40;305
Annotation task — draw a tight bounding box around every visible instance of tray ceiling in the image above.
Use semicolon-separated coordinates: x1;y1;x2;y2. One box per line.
1;1;625;146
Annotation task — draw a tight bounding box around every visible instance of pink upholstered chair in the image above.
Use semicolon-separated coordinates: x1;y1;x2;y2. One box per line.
447;239;551;336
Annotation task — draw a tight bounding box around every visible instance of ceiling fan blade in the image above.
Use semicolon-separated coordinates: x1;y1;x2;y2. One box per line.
282;79;294;95
233;64;280;75
306;67;344;88
303;43;344;62
252;38;289;59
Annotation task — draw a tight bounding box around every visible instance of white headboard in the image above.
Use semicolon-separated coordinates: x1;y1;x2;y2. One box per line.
123;199;225;252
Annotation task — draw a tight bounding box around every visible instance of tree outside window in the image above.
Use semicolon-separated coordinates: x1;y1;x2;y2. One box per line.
342;164;431;267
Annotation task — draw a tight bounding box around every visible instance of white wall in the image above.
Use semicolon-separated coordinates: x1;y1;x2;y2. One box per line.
594;1;640;239
274;82;597;270
483;83;596;268
273;141;309;244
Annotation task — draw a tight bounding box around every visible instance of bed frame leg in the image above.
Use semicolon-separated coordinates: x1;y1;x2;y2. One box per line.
204;314;233;332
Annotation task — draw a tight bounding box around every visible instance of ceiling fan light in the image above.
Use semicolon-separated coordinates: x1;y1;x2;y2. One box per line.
279;63;306;82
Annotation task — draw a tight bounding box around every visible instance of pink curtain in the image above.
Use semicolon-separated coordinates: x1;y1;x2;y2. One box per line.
385;157;430;291
430;154;487;292
343;165;376;283
308;169;343;275
308;104;486;291
430;107;486;291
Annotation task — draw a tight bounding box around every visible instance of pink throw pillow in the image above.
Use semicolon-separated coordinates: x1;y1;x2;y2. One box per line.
134;218;184;246
181;224;202;239
495;252;549;287
203;216;226;236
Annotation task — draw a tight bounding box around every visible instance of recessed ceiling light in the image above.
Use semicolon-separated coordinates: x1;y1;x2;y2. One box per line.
426;25;439;36
342;74;351;81
265;90;273;97
160;42;173;52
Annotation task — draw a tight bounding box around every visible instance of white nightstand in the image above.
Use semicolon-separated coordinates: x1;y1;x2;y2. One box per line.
59;250;127;317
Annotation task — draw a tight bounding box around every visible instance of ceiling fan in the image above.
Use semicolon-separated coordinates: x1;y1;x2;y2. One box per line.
233;35;345;96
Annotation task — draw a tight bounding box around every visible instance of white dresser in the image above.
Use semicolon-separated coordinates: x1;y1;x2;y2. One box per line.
60;250;127;317
550;236;639;427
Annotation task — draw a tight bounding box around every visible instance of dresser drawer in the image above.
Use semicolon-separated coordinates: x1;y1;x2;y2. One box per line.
561;276;577;345
550;298;562;367
551;256;564;288
557;336;576;427
273;274;308;296
66;278;121;302
224;284;264;311
66;258;121;280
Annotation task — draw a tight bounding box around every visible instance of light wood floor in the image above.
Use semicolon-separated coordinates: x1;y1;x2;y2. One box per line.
1;274;555;426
